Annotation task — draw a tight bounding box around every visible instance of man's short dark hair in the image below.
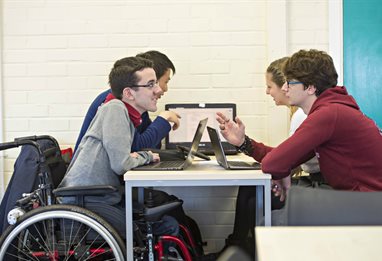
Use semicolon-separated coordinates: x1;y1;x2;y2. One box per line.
136;50;176;79
108;56;153;99
283;49;338;96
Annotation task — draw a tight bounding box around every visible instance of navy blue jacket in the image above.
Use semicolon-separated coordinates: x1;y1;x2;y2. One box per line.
74;89;170;152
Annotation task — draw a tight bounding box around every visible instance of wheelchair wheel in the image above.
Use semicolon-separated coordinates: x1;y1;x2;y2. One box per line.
0;204;126;261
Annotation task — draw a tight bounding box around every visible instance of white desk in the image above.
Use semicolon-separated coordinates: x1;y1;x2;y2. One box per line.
124;158;271;261
256;226;382;261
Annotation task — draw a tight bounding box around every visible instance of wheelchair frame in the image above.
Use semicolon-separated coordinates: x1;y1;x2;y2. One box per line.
0;136;198;261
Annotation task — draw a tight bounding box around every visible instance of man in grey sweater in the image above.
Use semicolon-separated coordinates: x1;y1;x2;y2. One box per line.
59;56;178;237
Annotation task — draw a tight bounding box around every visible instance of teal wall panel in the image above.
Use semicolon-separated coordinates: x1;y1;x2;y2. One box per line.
344;0;382;127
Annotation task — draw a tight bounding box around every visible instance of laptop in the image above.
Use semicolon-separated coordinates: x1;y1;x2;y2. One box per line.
165;103;238;155
207;126;261;170
133;118;208;171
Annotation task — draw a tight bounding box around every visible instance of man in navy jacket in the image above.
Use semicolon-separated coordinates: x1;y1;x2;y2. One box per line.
74;50;179;152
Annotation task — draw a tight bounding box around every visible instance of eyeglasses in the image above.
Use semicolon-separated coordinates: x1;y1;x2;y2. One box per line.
130;80;159;88
287;81;304;88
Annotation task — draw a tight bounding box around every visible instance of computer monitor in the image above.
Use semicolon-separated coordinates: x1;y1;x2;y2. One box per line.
165;103;237;155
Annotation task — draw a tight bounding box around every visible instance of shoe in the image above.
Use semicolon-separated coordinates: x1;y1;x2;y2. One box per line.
197;252;219;261
221;234;255;260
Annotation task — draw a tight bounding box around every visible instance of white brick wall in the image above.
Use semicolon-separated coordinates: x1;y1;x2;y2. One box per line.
0;0;329;252
0;1;3;196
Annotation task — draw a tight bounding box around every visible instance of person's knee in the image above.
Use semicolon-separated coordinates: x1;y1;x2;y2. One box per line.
153;215;179;236
271;208;287;226
162;215;179;236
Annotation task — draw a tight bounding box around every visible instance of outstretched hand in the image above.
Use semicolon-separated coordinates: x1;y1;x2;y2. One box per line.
216;112;246;146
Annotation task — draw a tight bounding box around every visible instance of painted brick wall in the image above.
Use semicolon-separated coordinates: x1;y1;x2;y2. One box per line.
1;0;329;252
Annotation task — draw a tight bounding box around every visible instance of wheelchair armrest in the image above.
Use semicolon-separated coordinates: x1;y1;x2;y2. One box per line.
143;200;183;222
53;185;118;197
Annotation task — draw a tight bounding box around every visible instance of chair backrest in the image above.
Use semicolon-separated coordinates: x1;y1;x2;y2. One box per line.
0;136;67;234
286;186;382;226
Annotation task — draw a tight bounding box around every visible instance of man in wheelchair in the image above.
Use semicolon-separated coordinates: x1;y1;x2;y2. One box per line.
58;56;180;238
0;56;204;261
72;51;206;258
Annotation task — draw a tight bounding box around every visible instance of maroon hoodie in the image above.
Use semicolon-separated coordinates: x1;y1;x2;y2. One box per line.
257;86;382;191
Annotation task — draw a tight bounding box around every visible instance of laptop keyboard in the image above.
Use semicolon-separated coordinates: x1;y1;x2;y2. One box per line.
200;149;237;155
146;160;185;170
228;161;252;167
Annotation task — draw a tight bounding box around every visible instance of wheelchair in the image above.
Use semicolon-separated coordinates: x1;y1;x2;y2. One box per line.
0;136;198;261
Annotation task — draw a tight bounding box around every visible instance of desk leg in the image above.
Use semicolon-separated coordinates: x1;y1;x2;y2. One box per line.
255;186;264;226
138;187;144;204
263;180;271;226
125;185;134;261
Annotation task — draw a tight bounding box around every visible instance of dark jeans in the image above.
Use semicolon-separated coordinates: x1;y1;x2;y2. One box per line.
231;186;284;240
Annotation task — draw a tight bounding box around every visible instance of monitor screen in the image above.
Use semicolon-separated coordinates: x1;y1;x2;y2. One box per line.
165;103;237;154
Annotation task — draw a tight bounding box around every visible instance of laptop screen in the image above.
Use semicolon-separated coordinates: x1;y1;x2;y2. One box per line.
206;126;230;168
184;117;209;167
165;103;237;154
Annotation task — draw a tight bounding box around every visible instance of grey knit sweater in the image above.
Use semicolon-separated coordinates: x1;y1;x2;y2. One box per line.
59;99;153;204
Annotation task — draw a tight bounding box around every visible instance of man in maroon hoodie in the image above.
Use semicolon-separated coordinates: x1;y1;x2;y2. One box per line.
217;49;382;194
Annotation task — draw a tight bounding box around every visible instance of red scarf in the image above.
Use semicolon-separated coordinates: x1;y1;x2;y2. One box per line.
104;93;142;127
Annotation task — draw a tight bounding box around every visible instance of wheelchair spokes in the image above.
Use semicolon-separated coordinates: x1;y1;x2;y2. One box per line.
1;136;204;261
133;216;194;261
0;206;126;261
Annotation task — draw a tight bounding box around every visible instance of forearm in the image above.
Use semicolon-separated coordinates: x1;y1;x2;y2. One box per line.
237;136;274;162
261;139;316;179
131;117;171;151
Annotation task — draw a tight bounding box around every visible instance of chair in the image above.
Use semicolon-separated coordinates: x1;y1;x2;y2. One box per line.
0;135;197;261
0;135;67;234
286;186;382;226
0;136;127;260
